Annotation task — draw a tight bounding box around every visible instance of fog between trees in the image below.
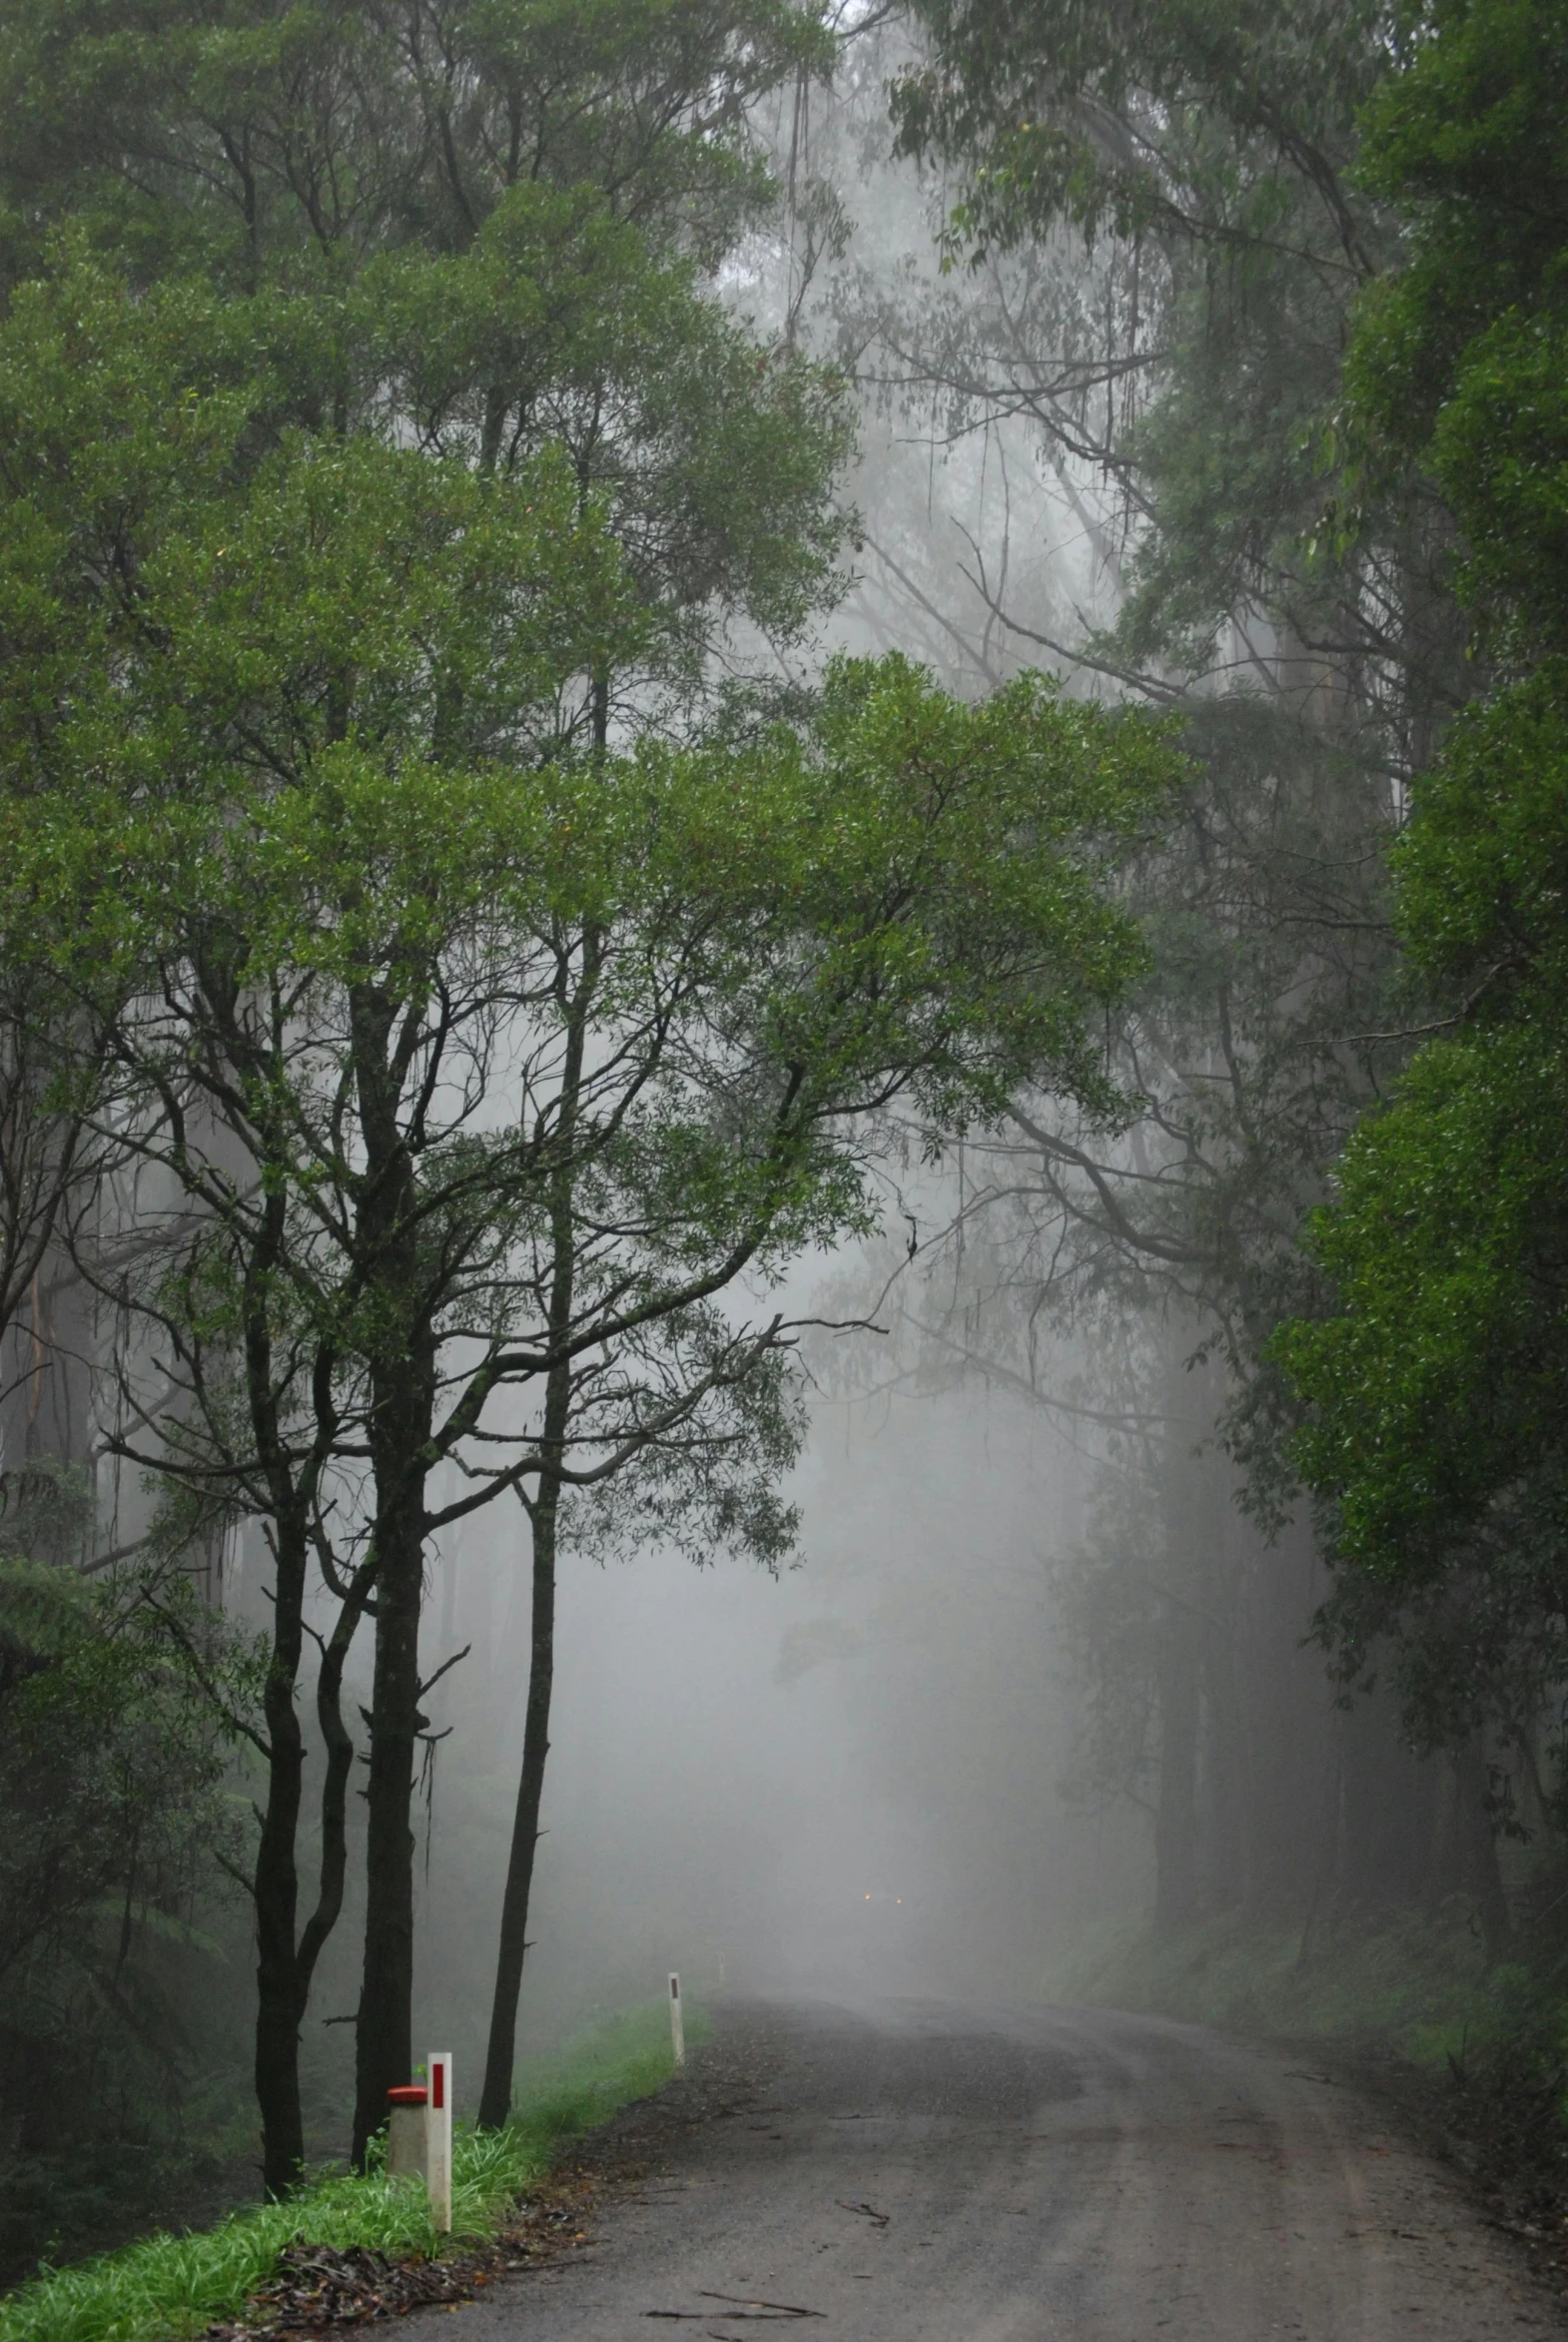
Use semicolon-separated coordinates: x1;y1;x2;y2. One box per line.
3;0;1565;2274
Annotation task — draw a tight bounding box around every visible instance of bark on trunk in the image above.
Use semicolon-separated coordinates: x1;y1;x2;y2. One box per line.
477;1478;558;2128
190;981;367;2197
253;1520;372;2194
475;933;590;2130
348;977;437;2168
253;1524;309;2197
352;1469;429;2165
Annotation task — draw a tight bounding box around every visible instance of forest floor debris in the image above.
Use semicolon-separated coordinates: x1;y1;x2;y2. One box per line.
196;2176;604;2342
189;2022;774;2342
1299;2029;1568;2309
1050;1902;1568;2306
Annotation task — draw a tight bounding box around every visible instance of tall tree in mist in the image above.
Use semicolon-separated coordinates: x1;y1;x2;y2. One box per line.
873;0;1443;1403
469;655;1182;2128
1280;0;1568;1806
0;0;848;2184
783;0;1512;1925
0;237;1180;2191
0;252;636;2188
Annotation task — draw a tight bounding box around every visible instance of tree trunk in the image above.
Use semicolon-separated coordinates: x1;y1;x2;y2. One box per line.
476;935;589;2130
349;979;437;2169
353;1483;429;2165
1154;1614;1200;1934
1201;1594;1246;1912
253;1524;309;2197
477;1477;559;2128
254;1521;374;2194
1456;1742;1511;1962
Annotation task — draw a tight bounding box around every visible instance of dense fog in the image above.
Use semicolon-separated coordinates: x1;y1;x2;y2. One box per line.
233;1365;1145;2141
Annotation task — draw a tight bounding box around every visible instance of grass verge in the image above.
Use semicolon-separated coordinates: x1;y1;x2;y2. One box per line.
0;1997;706;2342
1048;1902;1568;2216
1042;1899;1497;2054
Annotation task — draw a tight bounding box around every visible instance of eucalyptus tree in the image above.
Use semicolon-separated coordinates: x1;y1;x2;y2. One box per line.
1279;0;1568;1803
0;233;1180;2184
733;0;1495;1923
0;0;830;280
0;249;631;2187
867;0;1568;1917
767;0;1429;1436
0;0;849;2179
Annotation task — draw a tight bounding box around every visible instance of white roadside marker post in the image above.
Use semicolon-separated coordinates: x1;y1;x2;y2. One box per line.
669;1972;685;2070
426;2052;453;2235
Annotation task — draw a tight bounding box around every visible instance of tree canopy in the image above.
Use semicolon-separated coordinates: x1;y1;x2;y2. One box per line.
1278;0;1568;1756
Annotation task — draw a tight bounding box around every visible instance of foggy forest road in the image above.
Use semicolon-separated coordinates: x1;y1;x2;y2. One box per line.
429;1996;1562;2341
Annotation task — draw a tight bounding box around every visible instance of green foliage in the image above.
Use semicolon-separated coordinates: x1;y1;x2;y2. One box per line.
0;1543;262;2282
1392;661;1568;1001
1281;1030;1568;1582
0;247;1175;1456
1280;662;1568;1596
888;0;1422;693
0;1557;258;1995
1280;0;1568;1730
892;0;1387;257
0;0;829;292
1344;0;1568;658
1048;1902;1494;2049
0;1997;701;2342
1347;0;1568;442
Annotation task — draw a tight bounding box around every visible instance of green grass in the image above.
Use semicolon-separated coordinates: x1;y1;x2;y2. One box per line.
1046;1901;1568;2184
1042;1900;1497;2054
0;1997;706;2342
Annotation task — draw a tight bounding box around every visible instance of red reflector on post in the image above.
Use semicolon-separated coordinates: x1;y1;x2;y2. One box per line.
387;2085;427;2106
431;2063;444;2110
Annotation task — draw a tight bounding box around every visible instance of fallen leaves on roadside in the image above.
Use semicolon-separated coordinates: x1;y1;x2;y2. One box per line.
199;2184;600;2342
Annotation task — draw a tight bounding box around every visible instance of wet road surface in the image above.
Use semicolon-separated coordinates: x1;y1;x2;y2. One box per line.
417;1995;1564;2340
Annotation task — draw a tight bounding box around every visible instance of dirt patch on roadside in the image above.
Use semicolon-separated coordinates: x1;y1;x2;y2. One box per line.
1271;2029;1568;2307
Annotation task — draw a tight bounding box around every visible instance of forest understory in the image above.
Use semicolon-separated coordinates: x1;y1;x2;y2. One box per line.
1060;1895;1568;2291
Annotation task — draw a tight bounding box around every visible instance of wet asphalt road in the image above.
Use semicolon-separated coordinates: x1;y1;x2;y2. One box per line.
415;1995;1565;2340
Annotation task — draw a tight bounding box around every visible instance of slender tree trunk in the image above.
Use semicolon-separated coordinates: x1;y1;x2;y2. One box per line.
353;1473;430;2165
256;1549;372;2194
296;1561;376;1995
477;1472;559;2128
1154;1613;1200;1934
193;992;365;2196
1201;1598;1246;1911
1456;1742;1511;1962
477;926;593;2130
254;1523;310;2197
349;980;437;2167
